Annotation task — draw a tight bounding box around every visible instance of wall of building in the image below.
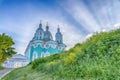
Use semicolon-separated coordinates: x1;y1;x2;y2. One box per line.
25;40;65;61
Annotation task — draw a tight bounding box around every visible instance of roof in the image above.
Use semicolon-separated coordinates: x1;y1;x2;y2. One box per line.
7;54;30;61
12;54;27;59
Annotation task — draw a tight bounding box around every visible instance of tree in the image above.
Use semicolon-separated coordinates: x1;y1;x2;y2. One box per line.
0;33;16;64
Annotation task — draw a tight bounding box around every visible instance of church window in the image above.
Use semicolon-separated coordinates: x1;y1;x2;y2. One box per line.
42;44;44;48
46;44;49;48
34;44;37;48
58;46;62;50
45;52;50;57
41;52;45;57
33;52;38;61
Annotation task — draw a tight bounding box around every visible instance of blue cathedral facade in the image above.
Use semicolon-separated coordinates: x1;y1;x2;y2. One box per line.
25;22;66;61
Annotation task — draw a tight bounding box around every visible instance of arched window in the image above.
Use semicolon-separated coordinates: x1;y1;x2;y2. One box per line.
41;52;50;57
46;52;50;57
33;52;38;61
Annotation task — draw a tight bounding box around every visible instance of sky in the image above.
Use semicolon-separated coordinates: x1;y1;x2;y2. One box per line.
0;0;120;54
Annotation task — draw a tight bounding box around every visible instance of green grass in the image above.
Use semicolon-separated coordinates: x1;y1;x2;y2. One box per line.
1;65;55;80
2;29;120;80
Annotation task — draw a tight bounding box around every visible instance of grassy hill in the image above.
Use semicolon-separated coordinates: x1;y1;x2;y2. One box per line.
2;29;120;80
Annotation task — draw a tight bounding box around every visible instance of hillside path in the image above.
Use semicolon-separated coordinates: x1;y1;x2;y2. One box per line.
0;68;13;79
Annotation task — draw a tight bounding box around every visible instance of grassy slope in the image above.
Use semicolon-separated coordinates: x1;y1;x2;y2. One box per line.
1;65;53;80
2;29;120;80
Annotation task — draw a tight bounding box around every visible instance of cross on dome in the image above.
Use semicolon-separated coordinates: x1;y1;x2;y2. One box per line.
39;20;42;27
57;25;60;32
46;22;49;30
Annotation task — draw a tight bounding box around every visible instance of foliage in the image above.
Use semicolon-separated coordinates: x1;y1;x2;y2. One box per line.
0;64;4;70
2;29;120;80
0;33;16;64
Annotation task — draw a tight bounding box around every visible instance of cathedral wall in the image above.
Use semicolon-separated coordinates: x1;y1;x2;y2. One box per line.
28;41;66;61
30;44;43;61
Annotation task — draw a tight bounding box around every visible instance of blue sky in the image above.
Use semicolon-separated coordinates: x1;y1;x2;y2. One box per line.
0;0;120;54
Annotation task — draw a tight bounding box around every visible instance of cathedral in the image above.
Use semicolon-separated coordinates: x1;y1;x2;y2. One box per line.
24;22;66;61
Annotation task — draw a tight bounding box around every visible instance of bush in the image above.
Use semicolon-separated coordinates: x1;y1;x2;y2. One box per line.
0;64;4;70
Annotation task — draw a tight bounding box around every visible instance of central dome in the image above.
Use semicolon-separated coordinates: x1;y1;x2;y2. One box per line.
44;25;53;41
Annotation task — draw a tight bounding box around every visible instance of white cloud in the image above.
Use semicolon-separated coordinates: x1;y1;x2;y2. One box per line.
60;0;101;32
86;33;93;39
113;23;120;29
